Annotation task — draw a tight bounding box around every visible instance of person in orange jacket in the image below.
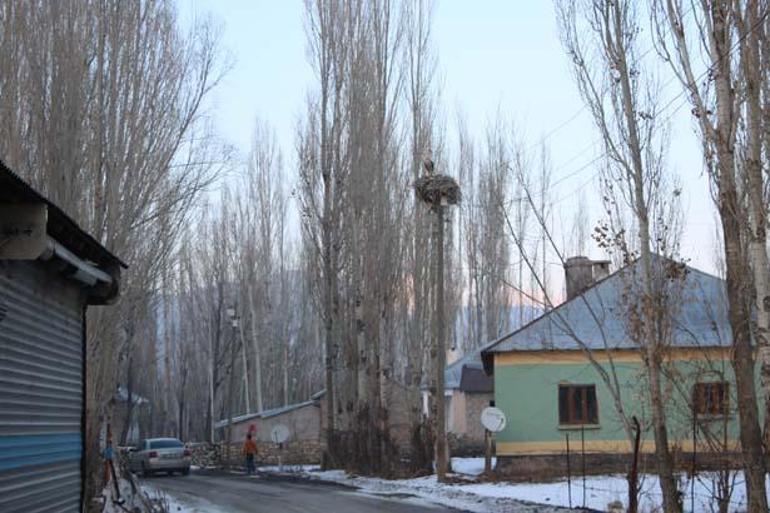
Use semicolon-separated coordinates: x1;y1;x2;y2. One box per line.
243;433;257;475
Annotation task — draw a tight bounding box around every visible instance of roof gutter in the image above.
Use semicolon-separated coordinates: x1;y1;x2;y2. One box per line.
41;237;113;287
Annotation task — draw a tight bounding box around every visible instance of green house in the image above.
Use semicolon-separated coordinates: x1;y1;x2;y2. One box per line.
480;256;759;476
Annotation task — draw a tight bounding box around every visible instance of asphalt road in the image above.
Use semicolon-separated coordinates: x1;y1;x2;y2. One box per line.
145;470;462;513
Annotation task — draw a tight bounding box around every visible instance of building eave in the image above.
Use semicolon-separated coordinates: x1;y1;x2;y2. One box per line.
0;160;125;304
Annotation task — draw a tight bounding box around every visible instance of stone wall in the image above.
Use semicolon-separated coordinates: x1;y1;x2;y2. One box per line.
449;433;488;457
496;451;744;481
193;440;323;468
463;392;492;441
252;440;322;466
187;442;220;468
445;391;492;456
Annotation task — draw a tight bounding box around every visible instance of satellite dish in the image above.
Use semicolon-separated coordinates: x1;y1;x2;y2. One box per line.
270;424;290;444
481;407;507;432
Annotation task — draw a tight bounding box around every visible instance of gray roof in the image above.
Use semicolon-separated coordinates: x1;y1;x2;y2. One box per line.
482;258;730;359
446;351;484;389
423;349;494;392
459;366;493;393
215;398;320;429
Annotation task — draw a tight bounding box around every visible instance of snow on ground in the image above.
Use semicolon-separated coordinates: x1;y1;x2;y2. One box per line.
451;457;496;476
281;466;770;513
257;463;320;473
142;482;229;513
294;470;582;513
468;472;770;513
100;472;160;513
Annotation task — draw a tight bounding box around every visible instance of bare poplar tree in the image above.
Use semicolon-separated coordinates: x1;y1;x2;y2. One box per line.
233;119;286;414
300;0;355;465
557;1;682;510
459;116;515;347
652;2;768;510
734;0;770;442
0;0;227;496
402;0;439;472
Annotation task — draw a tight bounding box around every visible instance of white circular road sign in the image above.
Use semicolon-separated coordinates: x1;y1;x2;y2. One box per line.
480;407;507;432
270;424;290;444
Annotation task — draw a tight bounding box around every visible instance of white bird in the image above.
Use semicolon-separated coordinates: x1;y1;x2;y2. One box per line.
422;149;435;175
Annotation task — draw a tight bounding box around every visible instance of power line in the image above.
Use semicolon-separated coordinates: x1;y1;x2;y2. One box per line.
503;4;769;209
521;4;696;154
552;94;693;206
472;2;770;213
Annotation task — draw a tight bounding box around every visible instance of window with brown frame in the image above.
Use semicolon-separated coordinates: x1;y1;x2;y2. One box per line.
693;382;728;416
558;384;598;425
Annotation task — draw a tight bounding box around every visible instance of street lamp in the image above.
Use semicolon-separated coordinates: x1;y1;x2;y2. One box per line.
225;305;240;468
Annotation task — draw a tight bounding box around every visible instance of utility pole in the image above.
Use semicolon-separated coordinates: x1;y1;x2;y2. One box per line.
239;319;250;414
224;306;240;469
434;200;448;480
413;151;460;483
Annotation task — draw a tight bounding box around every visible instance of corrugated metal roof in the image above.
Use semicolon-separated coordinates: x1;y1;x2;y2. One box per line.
482;258;730;357
260;400;318;419
423;345;500;391
214;399;319;429
445;352;482;389
214;412;260;429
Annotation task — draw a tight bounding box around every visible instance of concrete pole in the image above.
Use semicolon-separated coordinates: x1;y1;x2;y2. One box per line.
225;318;239;469
240;321;251;413
435;203;448;481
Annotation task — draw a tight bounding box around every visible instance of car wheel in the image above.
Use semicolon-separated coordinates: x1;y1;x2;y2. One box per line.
182;467;190;476
142;463;153;478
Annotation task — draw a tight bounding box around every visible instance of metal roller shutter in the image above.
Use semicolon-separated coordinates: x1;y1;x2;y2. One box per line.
0;260;84;513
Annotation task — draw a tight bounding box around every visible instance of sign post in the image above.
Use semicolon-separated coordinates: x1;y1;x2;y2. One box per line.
480;407;506;476
484;429;493;475
270;424;290;472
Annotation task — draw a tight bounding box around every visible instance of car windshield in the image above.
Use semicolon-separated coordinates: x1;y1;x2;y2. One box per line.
149;440;183;449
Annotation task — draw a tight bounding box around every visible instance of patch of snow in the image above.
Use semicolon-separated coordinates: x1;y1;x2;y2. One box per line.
465;472;769;513
101;474;151;513
257;464;320;473
300;470;569;513
451;457;495;476
291;468;770;513
142;483;229;513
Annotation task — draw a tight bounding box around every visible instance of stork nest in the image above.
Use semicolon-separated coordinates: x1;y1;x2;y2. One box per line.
414;174;461;207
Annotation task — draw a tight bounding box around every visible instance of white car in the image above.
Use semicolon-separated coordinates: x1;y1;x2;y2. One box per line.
128;438;191;477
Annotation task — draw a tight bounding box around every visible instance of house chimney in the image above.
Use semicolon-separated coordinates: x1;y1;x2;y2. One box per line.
565;256;611;300
565;256;594;300
592;260;610;281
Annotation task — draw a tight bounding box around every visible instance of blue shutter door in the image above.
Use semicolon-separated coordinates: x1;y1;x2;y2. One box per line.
0;261;84;513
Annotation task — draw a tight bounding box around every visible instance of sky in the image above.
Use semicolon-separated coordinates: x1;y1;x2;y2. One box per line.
178;0;719;275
